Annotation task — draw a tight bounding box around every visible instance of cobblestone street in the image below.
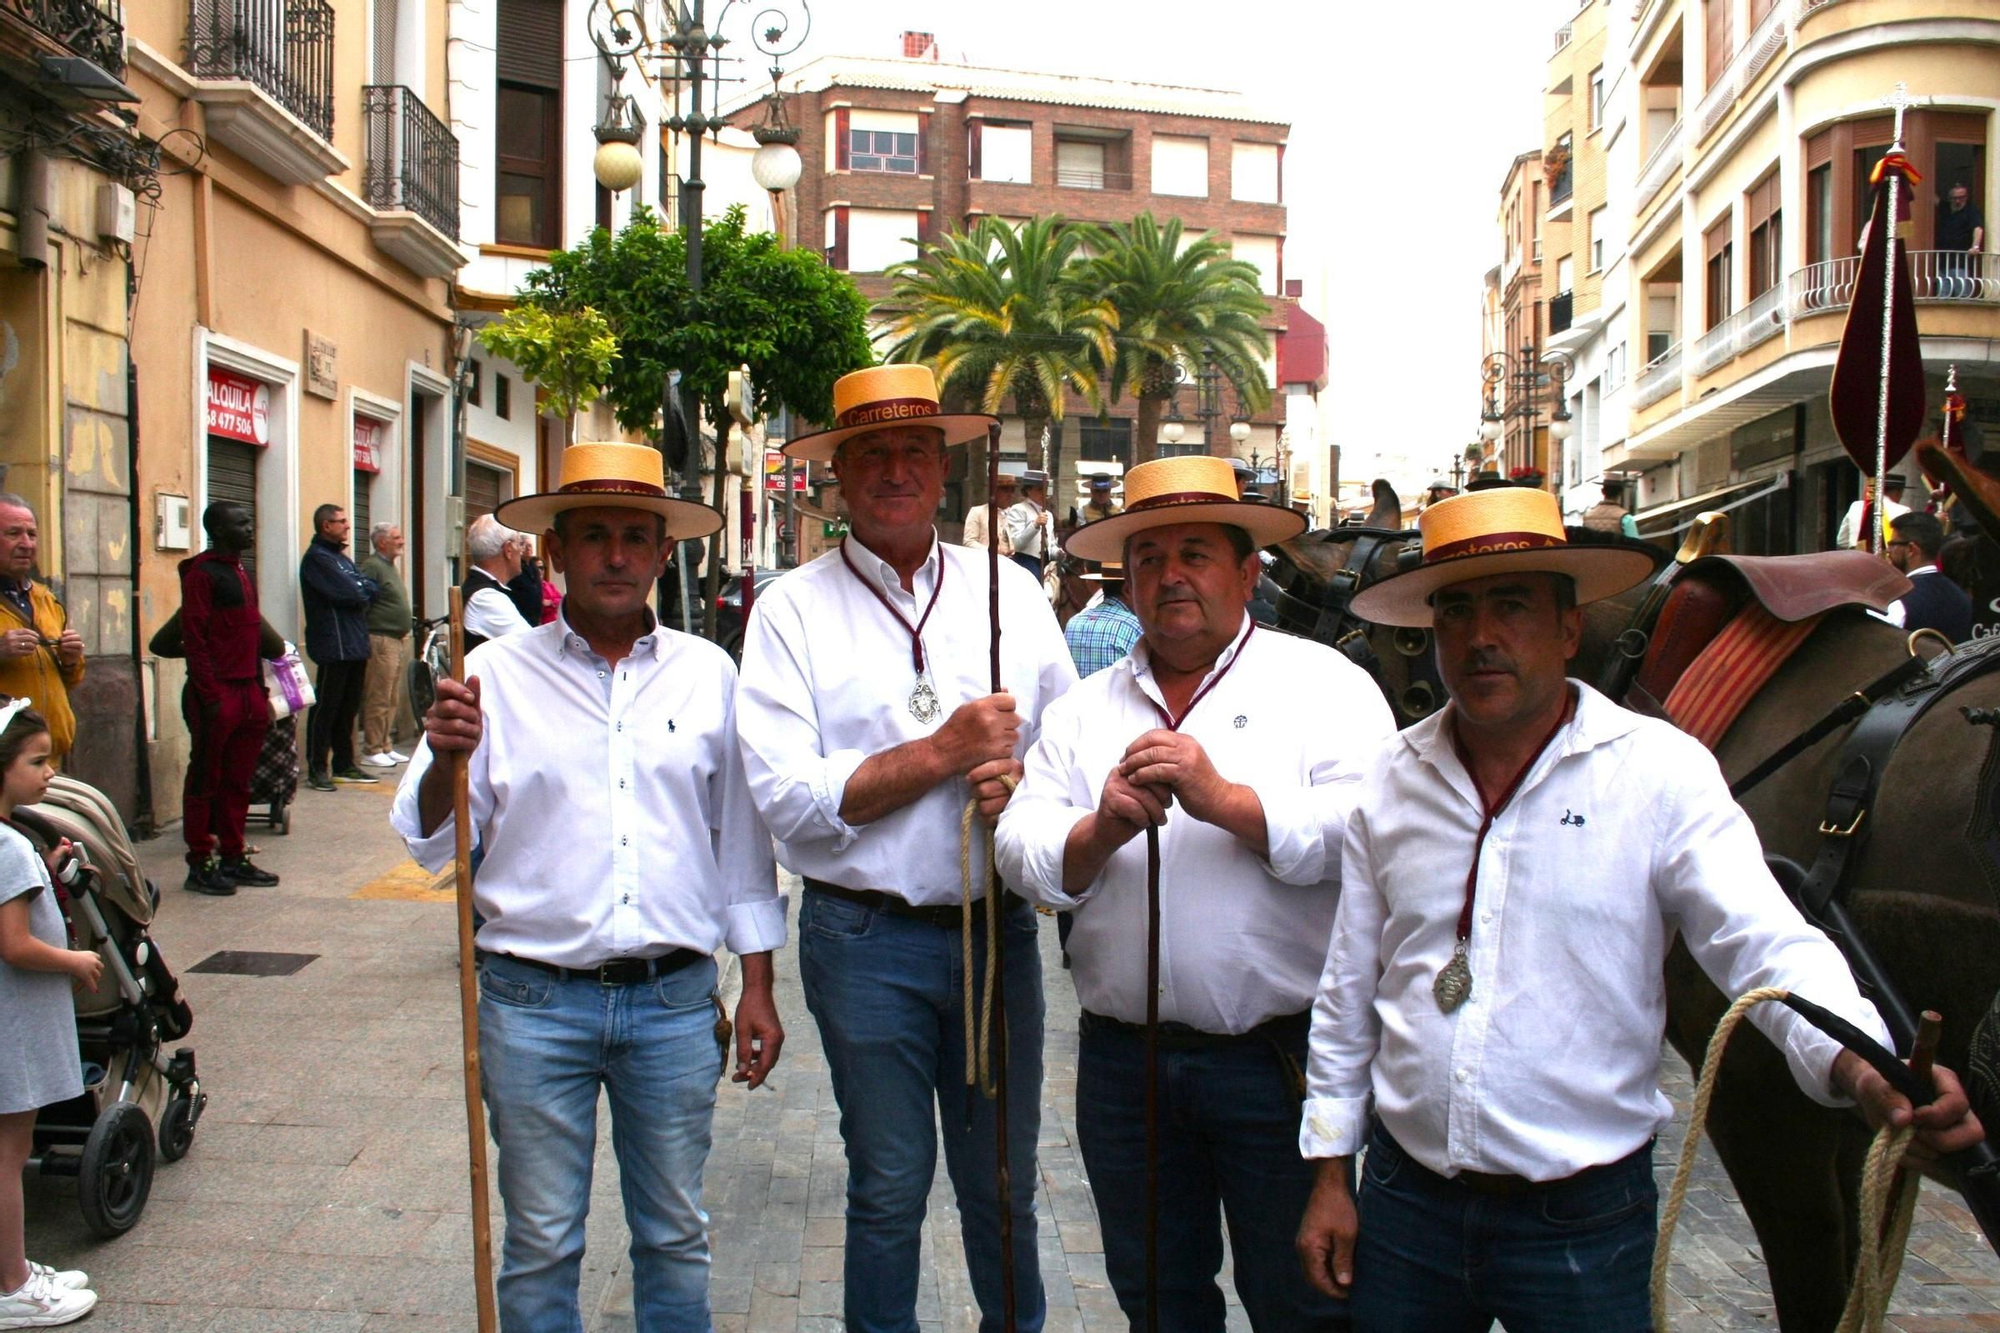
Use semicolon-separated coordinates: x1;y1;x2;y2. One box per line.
22;780;2000;1330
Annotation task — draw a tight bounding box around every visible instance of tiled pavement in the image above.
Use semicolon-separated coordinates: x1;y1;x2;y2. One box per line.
23;777;2000;1330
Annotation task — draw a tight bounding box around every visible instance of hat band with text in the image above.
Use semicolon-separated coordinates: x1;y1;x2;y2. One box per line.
1127;489;1241;513
1425;530;1566;562
835;397;944;429
558;478;669;499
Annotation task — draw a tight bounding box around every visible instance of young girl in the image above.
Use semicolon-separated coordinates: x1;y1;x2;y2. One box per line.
0;698;103;1327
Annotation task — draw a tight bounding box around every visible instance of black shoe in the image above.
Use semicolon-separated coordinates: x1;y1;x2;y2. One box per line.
218;856;279;886
307;769;337;792
183;859;238;896
334;766;379;784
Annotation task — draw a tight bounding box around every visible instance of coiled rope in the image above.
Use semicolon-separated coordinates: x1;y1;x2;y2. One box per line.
959;796;1001;1097
1653;986;1919;1333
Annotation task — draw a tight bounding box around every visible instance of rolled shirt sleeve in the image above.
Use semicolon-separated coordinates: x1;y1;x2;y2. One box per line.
1300;802;1388;1159
389;732;489;874
713;676;788;957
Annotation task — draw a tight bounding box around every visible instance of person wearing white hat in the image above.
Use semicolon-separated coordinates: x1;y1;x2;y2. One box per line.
392;442;786;1332
1293;486;1982;1329
735;364;1075;1332
1005;470;1055;576
996;455;1393;1331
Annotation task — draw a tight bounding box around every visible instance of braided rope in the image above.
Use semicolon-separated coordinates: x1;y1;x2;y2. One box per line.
959;798;999;1097
1653;987;1920;1333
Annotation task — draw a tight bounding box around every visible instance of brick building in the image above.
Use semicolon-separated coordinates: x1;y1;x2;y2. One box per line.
732;33;1321;529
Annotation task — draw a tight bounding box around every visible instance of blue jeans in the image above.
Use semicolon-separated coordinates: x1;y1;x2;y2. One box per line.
1075;1013;1347;1332
1351;1124;1656;1333
798;889;1046;1333
477;952;724;1333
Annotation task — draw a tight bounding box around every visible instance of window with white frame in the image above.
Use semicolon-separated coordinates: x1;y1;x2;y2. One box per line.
847;209;921;272
1589;206;1608;272
1231;141;1280;203
850;109;921;174
1589;67;1606;131
1151;135;1209;197
1232;234;1280;296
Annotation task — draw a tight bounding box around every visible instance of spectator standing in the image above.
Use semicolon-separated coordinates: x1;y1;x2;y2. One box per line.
462;515;532;652
178;501;280;893
299;504;378;791
1006;471;1054;576
0;495;83;766
961;473;1018;558
0;699;104;1328
1580;480;1641;538
1836;474;1910;550
1885;511;1974;641
356;523;412;769
1062;563;1142;677
1937;182;1985;297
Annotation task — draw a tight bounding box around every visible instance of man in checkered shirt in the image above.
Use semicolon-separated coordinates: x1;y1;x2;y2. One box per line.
1063;562;1142;677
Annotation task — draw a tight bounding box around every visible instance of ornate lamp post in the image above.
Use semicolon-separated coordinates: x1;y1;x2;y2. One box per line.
1478;342;1573;487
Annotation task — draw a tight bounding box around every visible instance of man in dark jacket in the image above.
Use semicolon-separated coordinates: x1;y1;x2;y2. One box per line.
1886;512;1974;642
179;501;279;894
299;503;378;790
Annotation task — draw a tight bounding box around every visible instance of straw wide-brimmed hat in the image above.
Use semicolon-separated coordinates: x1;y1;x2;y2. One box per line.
1079;561;1126;583
495;442;723;541
1348;487;1660;628
782;365;998;464
1064;456;1307;562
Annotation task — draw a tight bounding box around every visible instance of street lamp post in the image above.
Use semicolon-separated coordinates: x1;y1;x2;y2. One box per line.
1478;342;1574;487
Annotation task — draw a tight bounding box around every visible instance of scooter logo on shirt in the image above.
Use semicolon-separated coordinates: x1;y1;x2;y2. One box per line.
1559;809;1587;827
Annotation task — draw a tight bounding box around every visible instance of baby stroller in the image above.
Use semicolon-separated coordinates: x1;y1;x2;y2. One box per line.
16;774;203;1237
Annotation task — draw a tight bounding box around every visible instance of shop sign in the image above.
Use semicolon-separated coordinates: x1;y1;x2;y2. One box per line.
353;416;385;473
207;368;269;445
764;450;807;491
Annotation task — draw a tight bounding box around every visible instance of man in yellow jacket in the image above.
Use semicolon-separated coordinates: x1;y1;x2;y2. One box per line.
0;495;84;763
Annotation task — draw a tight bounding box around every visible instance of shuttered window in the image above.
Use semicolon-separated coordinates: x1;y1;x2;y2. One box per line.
353;473;372;542
1704;213;1733;330
1704;0;1733;94
1746;170;1782;298
207;439;258;580
466;461;506;522
496;0;562;247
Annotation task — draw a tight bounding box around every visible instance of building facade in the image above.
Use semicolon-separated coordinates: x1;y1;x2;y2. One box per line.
1489;149;1548;479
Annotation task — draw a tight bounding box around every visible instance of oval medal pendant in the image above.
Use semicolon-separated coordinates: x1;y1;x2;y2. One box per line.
1433;941;1473;1013
909;676;942;724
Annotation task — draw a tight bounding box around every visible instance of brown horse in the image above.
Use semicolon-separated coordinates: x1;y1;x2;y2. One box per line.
1275;490;2000;1332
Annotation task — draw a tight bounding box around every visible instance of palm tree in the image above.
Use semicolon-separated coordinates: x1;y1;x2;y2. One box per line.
1079;214;1274;467
881;215;1117;504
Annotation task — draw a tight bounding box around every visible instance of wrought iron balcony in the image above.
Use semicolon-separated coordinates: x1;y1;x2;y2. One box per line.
1055;167;1132;192
1789;251;1999;318
1549;168;1573;207
1550;290;1574;334
185;0;334;141
1;0;124;75
362;86;459;241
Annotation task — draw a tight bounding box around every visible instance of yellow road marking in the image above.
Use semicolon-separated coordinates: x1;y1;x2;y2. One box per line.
351;858;456;902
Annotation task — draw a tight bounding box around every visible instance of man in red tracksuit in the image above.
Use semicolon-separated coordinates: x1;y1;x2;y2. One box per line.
178;501;280;895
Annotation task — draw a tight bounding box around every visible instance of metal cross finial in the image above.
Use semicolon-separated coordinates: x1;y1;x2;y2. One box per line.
1884;81;1912;149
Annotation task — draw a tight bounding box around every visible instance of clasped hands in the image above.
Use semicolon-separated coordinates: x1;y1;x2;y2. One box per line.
1096;729;1234;841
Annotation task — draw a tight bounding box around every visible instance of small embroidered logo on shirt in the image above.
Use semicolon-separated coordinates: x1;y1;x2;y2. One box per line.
668;720;676;733
1234;715;1247;728
1559;809;1586;827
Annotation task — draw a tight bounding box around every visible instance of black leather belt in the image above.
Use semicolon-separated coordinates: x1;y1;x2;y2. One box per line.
1080;1008;1311;1052
482;948;703;986
1379;1126;1653;1197
804;877;1018;931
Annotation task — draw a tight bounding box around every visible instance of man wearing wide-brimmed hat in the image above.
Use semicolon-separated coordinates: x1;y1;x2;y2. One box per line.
1294;486;1983;1328
996;455;1393;1331
1005;469;1055;576
391;442;788;1332
1061;561;1140;679
735;364;1075;1332
961;470;1017;558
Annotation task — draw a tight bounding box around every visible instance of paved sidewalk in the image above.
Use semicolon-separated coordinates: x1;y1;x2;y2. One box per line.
22;774;2000;1330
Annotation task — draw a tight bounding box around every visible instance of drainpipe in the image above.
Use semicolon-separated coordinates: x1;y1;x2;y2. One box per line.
17;150;50;271
125;265;153;836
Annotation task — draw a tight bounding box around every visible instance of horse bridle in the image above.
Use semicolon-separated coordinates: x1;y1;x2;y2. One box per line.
1272;527;1446;723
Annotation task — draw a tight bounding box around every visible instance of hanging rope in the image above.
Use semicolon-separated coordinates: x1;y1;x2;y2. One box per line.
959;796;1001;1097
1653;987;1919;1333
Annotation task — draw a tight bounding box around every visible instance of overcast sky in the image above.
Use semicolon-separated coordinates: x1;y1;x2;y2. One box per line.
792;0;1567;494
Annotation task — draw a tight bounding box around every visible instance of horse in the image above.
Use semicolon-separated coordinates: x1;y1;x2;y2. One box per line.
1270;478;2000;1333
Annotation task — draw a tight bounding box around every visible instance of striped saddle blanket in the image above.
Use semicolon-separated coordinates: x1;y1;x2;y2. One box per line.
1663;602;1824;751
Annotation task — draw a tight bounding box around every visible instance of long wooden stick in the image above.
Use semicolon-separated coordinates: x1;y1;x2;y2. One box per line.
1143;824;1161;1333
448;587;498;1333
986;423;1018;1332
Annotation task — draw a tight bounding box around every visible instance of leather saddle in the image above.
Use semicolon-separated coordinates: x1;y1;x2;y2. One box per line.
1632;552;1913;705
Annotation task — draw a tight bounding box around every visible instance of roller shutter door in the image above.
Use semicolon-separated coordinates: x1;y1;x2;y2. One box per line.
207;439;258;580
352;473;372;544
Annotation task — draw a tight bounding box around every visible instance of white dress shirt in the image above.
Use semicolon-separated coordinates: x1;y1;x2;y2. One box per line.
390;615;785;968
736;532;1077;906
998;618;1395;1035
1836;496;1911;550
1005;500;1051;559
463;573;531;642
1300;682;1888;1180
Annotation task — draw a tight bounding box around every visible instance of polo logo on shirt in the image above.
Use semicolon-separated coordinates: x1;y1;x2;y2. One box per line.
1234;715;1247;729
1559;809;1586;827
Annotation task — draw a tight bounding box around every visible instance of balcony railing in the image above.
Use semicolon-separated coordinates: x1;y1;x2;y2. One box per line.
1632;340;1684;409
1550;168;1573;207
2;0;124;74
1553;22;1573;51
1636;117;1685;206
362;85;459;240
186;0;335;141
1693;280;1788;376
1790;251;2000;318
1794;0;1845;22
1054;167;1132;192
1693;2;1787;143
1550;290;1574;334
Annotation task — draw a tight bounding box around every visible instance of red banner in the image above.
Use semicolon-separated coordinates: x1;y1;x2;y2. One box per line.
206;368;269;445
353;415;385;474
764;450;806;491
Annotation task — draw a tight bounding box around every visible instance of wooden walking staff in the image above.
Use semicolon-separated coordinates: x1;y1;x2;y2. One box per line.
447;587;499;1333
1829;82;1926;552
984;421;1020;1333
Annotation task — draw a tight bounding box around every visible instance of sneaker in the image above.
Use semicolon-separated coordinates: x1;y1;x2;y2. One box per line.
334;766;379;784
306;770;337;792
0;1269;97;1327
25;1265;85;1293
385;750;411;764
182;858;238;897
361;752;398;768
217;856;279;887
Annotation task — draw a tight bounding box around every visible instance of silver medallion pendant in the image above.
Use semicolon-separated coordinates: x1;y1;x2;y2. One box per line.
909;676;942;724
1433;941;1473;1013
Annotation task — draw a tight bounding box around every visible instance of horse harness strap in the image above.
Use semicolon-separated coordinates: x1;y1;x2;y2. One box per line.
1797;636;2000;921
1596;557;1682;702
1727;654;1927;800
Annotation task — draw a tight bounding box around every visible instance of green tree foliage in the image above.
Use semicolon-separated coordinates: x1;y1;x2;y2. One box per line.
881;215;1117;494
1079;215;1273;467
473;306;618;445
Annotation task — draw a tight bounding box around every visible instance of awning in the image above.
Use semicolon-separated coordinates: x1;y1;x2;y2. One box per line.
1634;472;1790;539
